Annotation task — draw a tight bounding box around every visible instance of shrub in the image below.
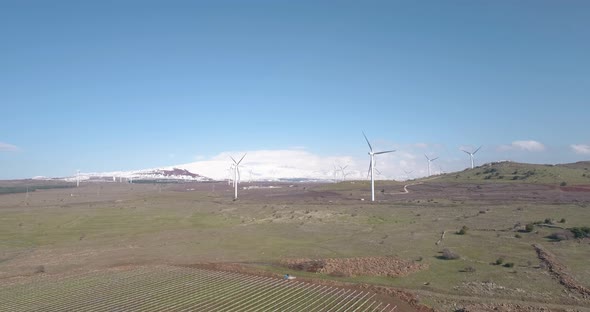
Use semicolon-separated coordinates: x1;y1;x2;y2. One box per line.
548;231;574;241
495;257;504;265
514;234;522;238
441;248;460;260
524;223;534;232
462;266;476;273
559;218;566;223
570;227;590;238
544;218;553;224
457;225;468;235
560;181;567;186
503;262;514;268
34;265;45;274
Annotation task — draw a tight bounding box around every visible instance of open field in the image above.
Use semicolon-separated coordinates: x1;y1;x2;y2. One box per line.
1;266;401;311
1;174;589;311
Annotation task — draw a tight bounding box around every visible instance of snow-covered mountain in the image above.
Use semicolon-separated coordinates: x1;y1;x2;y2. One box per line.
52;150;412;183
59;168;212;183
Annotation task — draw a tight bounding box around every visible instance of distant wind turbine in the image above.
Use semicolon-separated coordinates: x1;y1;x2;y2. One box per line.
461;146;482;169
363;132;395;202
425;154;439;177
339;165;349;181
76;170;80;187
403;170;414;180
230;154;247;200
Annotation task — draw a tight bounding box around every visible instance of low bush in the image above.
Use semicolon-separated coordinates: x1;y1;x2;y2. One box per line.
457;225;468;235
503;262;514;268
441;248;460;260
524;223;534;232
547;230;574;241
570;227;590;238
495;257;504;265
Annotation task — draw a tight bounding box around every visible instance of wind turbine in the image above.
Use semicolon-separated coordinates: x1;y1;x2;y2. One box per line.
76;170;80;187
403;170;414;180
339;165;349;181
363;132;395;202
230;154;246;200
461;146;482;169
425;154;439;177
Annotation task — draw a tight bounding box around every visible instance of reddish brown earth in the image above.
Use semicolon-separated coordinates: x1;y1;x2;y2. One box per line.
280;256;428;277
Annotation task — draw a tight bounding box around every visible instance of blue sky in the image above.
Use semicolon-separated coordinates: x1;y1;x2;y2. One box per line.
1;1;589;179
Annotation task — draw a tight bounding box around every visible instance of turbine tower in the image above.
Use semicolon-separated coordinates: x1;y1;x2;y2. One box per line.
230;153;246;200
76;170;80;187
425;154;439;177
363;132;395;202
339;165;349;181
461;146;482;169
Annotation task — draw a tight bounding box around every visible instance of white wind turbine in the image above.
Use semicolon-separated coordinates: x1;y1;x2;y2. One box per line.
363;132;395;202
76;170;80;187
230;154;246;200
339;165;349;181
227;165;235;186
425;154;439;177
403;170;414;181
461;146;482;169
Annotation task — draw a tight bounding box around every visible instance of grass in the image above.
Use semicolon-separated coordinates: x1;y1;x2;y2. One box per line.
432;161;590;185
0;180;589;309
0;266;398;311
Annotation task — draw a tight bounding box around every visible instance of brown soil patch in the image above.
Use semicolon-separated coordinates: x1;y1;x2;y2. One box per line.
533;243;590;299
560;185;590;192
280;256;427;277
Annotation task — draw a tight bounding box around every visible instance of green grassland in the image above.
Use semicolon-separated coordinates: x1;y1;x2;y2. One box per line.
432;161;590;185
1;172;589;310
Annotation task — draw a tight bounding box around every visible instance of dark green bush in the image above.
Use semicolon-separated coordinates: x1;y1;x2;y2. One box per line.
570;227;590;238
503;262;514;268
524;223;534;232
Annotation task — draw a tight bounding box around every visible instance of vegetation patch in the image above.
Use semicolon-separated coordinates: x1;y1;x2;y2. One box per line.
280;256;427;277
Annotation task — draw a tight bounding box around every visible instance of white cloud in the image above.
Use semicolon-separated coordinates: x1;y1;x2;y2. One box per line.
499;140;545;152
413;143;428;149
0;142;19;152
571;144;590;155
172;148;436;181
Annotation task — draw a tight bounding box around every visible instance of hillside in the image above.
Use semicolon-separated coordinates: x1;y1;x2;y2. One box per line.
429;161;590;185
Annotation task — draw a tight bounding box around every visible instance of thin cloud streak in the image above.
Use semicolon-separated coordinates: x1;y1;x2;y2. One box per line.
0;142;19;152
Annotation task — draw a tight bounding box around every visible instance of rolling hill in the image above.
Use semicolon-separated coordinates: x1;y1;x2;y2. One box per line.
429;161;590;185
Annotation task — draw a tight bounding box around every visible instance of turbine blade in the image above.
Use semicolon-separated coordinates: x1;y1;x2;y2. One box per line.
375;168;381;175
362;132;373;152
473;146;482;154
375;150;396;155
425;154;430;160
432;157;439;161
237;153;247;165
230;156;237;164
367;161;372;179
461;150;470;155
